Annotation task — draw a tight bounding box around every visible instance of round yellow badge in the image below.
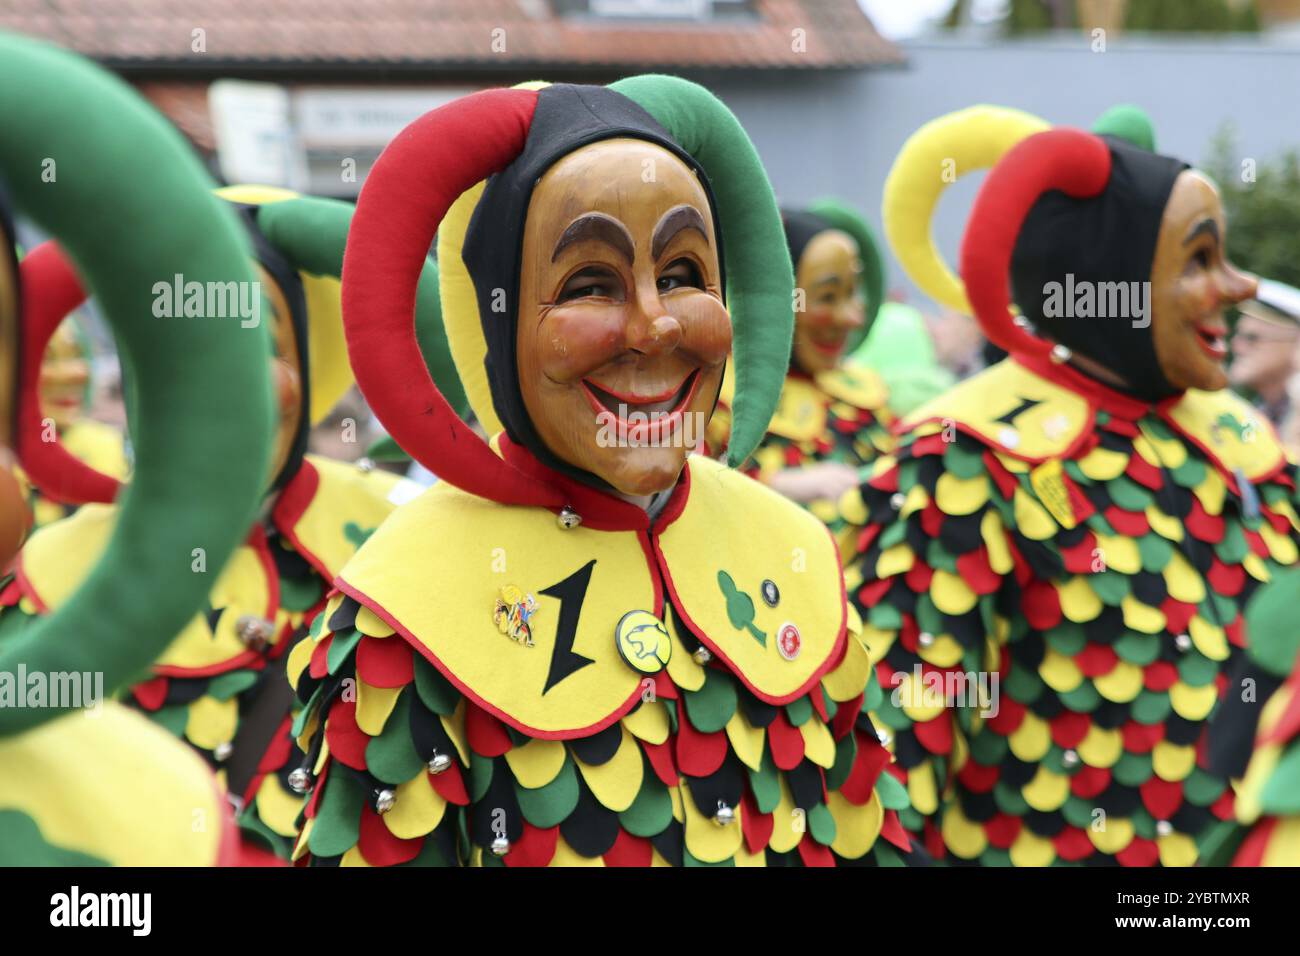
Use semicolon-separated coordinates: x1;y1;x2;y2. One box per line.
614;610;672;675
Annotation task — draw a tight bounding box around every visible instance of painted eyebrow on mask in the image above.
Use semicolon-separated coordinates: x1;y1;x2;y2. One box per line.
1183;218;1221;247
651;205;708;261
552;212;635;264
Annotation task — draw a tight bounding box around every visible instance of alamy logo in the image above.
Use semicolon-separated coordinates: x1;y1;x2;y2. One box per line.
152;274;262;328
0;665;103;713
595;407;708;449
50;886;151;936
1042;274;1151;328
890;665;1000;718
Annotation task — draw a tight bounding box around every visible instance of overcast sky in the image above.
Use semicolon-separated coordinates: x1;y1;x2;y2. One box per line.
858;0;1011;39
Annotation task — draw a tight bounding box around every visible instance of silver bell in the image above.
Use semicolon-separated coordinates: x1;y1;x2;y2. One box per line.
714;801;736;826
490;836;511;856
213;741;234;762
918;632;935;648
375;789;396;814
1050;343;1072;364
1062;749;1080;768
692;646;712;666
428;751;452;775
1175;633;1193;653
876;729;891;747
890;492;906;510
1156;820;1173;837
235;614;274;650
356;456;376;474
288;767;313;794
557;507;582;530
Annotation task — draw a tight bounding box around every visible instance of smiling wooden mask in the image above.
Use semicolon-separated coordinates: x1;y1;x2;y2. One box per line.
516;138;731;496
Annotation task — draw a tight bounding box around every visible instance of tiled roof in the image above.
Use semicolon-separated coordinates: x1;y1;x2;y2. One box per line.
1;0;903;71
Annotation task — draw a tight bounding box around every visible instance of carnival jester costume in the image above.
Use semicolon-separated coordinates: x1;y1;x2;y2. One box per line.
710;201;893;533
23;314;129;528
9;186;463;857
1199;564;1300;866
287;77;914;867
0;33;276;864
841;106;1298;866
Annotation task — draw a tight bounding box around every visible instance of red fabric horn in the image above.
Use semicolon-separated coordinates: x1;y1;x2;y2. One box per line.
18;241;120;506
960;128;1113;358
342;87;567;510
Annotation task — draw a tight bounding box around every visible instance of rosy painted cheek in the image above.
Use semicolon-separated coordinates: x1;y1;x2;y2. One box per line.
799;307;837;333
670;296;731;363
535;306;625;382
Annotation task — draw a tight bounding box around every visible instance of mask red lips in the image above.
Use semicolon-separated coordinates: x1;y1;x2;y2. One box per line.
581;368;702;445
1194;321;1228;361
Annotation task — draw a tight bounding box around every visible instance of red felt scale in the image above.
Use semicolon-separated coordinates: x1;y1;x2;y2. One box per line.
355;634;415;688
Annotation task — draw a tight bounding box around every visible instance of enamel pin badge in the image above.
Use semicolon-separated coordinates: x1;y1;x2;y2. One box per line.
494;585;540;647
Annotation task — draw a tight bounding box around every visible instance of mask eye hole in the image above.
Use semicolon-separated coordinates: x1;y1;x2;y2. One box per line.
558;266;624;303
656;257;703;294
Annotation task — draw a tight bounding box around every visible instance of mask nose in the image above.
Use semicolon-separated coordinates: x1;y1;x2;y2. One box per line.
1219;263;1258;306
625;285;683;356
835;301;866;332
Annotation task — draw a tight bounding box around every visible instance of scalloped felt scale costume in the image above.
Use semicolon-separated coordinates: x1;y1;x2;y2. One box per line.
709;200;894;536
7;187;463;858
288;77;916;867
0;34;276;864
840;106;1298;866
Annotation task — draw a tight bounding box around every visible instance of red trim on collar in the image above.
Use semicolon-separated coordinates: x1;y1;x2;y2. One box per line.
1012;352;1153;422
648;519;850;707
496;435;692;533
152;523;280;679
268;458;335;580
1152;397;1288;492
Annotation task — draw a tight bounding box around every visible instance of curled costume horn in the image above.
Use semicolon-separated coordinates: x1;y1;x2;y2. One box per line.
883;104;1157;316
959;128;1114;357
17;243;121;506
0;34;274;735
343;75;792;508
17;190;465;504
805;197;885;353
218;186;470;427
882;105;1049;314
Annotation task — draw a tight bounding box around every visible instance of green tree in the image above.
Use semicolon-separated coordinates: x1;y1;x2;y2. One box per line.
951;0;1260;33
1205;126;1300;289
1125;0;1258;32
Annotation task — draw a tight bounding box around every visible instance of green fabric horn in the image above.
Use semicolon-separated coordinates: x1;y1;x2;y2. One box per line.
0;33;274;734
610;75;793;468
806;197;886;352
256;196;470;418
1091;104;1157;152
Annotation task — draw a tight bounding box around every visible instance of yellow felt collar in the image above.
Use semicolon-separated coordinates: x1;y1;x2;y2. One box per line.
273;454;410;582
902;358;1286;482
336;456;847;737
718;361;889;443
17;455;404;676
